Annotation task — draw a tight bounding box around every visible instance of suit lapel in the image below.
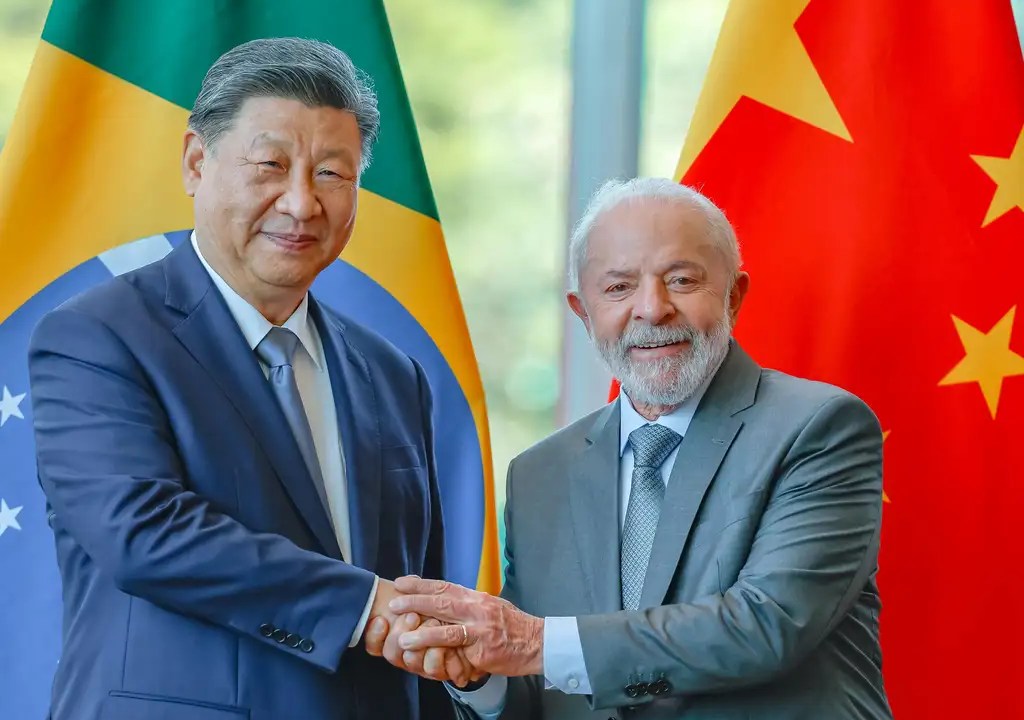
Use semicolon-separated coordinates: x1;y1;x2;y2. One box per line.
568;402;622;614
163;241;342;560
311;299;382;572
638;343;761;609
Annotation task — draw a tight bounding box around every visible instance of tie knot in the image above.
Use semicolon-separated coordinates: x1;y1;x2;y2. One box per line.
629;423;682;468
256;327;301;369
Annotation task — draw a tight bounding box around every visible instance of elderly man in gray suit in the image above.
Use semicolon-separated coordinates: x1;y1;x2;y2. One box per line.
367;177;893;719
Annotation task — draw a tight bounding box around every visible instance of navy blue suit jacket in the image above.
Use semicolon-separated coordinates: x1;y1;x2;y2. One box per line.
28;240;455;720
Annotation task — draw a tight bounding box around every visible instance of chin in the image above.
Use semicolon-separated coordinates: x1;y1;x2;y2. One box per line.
255;262;318;289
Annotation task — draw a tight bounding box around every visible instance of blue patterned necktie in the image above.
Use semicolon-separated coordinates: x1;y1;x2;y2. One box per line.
621;423;682;611
255;327;331;517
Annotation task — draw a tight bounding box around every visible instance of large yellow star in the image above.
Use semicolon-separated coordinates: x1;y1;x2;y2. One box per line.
938;307;1024;419
675;0;851;178
971;122;1024;227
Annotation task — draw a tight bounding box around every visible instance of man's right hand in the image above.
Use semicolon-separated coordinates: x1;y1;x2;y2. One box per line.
363;579;481;687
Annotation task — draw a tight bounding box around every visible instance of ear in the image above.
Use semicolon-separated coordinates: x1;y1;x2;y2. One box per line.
728;271;750;326
182;130;207;197
567;292;592;334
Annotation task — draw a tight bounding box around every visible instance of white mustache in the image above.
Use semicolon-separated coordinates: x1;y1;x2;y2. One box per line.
617;324;698;352
593;313;732;407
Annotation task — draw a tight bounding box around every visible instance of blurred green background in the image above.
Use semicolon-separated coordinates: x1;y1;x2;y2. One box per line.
0;0;727;527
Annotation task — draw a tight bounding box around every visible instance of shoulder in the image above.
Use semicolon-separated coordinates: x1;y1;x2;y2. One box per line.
29;262;166;352
741;368;883;468
754;368;878;427
509;403;613;475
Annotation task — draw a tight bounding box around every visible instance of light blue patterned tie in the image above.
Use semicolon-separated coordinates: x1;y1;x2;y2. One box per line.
621;423;682;611
255;327;331;516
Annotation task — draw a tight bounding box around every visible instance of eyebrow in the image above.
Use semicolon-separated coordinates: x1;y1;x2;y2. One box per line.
600;269;635;281
662;260;707;275
248;134;356;164
599;260;707;280
319;147;357;165
248;132;284;150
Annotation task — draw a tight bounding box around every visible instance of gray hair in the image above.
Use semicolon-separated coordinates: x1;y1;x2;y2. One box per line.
188;37;380;172
567;177;742;292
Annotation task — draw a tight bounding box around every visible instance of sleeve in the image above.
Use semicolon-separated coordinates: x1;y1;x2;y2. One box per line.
446;675;509;719
542;617;591;694
575;394;884;710
349;576;380;647
28;307;376;673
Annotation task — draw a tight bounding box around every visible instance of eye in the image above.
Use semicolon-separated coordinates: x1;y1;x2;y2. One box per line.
669;276;695;287
606;283;630;294
317;168;341;178
259;160;283;169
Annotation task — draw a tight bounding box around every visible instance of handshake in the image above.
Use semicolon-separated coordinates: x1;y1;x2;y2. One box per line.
362;575;545;688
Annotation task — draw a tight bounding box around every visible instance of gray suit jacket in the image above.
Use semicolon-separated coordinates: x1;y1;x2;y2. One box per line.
474;343;892;720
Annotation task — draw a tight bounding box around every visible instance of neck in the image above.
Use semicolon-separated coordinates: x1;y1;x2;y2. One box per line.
196;234;306;325
223;269;305;326
249;290;305;326
628;396;682;421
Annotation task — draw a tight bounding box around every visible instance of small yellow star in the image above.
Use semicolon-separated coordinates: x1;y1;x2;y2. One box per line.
938;307;1024;419
881;430;891;503
676;0;851;178
971;122;1024;227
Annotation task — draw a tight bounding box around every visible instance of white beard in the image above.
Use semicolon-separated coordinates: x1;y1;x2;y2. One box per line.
594;310;732;406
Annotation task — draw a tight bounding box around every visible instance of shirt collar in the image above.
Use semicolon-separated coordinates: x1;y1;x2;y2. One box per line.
618;361;722;457
190;231;322;369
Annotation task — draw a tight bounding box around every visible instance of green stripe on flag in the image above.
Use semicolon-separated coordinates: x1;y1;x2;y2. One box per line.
42;0;438;220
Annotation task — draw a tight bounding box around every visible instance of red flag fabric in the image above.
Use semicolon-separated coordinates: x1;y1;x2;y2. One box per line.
642;1;1023;715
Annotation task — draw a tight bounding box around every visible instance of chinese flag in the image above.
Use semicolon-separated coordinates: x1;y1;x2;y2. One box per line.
653;0;1022;716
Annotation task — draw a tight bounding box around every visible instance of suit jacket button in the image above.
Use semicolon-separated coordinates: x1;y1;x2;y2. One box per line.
299;638;315;653
259;624;275;638
654;679;671;695
624;684;639;698
635;682;649;696
271;628;287;643
285;633;302;648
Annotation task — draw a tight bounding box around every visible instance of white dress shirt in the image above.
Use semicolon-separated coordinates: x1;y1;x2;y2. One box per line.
452;367;720;718
192;233;376;646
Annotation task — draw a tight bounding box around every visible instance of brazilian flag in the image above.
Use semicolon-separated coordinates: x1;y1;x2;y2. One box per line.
0;2;498;716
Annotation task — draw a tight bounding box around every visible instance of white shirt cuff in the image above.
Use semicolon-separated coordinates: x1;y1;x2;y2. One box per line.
349;575;379;647
543;616;591;694
445;674;508;718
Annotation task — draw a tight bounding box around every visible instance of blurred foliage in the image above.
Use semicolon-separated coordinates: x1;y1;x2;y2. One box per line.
386;0;572;505
0;0;738;533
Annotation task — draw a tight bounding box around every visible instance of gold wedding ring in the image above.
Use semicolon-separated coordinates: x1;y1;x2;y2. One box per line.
460;624;469;647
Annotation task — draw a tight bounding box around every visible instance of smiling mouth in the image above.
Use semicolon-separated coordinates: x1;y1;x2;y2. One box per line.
262;232;318;249
630;340;679;348
627;340;690;360
631;340;687;349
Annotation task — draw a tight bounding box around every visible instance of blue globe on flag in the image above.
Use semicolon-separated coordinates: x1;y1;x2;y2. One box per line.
0;229;485;719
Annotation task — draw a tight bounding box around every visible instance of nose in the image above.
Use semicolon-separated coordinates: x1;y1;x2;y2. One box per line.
276;173;322;222
632;277;675;325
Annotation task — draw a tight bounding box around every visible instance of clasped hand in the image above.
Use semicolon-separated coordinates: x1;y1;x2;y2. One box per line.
363;576;544;687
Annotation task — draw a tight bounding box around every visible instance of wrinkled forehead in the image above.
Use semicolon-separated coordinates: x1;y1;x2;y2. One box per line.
586;198;725;274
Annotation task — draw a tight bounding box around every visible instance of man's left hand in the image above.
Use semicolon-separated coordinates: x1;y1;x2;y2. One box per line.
388;576;544;678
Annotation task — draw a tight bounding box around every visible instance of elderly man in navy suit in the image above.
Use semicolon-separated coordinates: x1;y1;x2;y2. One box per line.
29;37;472;720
